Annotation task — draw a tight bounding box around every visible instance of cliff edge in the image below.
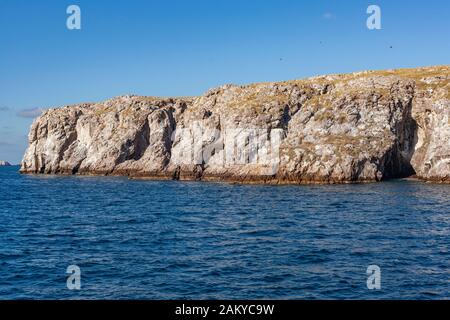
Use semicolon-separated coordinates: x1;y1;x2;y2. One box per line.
21;66;450;184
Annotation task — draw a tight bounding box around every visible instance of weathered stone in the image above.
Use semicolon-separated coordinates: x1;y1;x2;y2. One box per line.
21;66;450;184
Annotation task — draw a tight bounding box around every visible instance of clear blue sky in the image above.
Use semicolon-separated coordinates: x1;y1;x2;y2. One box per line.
0;0;449;164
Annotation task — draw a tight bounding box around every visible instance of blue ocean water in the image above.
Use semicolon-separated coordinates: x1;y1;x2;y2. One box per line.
0;166;448;299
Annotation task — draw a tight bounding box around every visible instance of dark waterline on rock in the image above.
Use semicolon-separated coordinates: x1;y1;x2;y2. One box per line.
0;166;449;299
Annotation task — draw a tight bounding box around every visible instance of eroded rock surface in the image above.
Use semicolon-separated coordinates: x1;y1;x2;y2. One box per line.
21;66;450;183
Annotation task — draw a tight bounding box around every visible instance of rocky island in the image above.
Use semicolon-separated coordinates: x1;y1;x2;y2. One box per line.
0;161;12;166
20;66;450;184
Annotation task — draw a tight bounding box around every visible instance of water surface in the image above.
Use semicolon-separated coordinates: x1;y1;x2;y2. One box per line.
0;166;449;299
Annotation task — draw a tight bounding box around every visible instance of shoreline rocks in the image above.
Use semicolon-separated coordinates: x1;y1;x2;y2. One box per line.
20;66;450;184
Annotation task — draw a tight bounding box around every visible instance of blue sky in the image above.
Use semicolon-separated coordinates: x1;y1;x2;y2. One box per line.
0;0;449;163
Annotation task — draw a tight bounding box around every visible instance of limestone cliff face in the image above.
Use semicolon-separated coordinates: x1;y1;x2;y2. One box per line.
21;66;450;184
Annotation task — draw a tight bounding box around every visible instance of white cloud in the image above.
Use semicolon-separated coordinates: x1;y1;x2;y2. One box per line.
17;108;46;118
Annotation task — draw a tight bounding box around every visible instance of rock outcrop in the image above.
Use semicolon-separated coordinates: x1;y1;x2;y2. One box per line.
0;161;11;166
21;66;450;184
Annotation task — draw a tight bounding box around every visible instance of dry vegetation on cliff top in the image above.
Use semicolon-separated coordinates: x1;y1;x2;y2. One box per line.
42;65;449;115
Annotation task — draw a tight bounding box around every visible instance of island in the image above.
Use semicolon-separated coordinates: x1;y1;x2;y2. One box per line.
0;161;12;167
20;66;450;184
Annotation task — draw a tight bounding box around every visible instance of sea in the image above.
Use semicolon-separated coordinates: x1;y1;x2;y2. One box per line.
0;165;449;299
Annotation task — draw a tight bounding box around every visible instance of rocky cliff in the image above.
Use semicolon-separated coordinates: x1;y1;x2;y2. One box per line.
21;66;450;184
0;161;11;166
